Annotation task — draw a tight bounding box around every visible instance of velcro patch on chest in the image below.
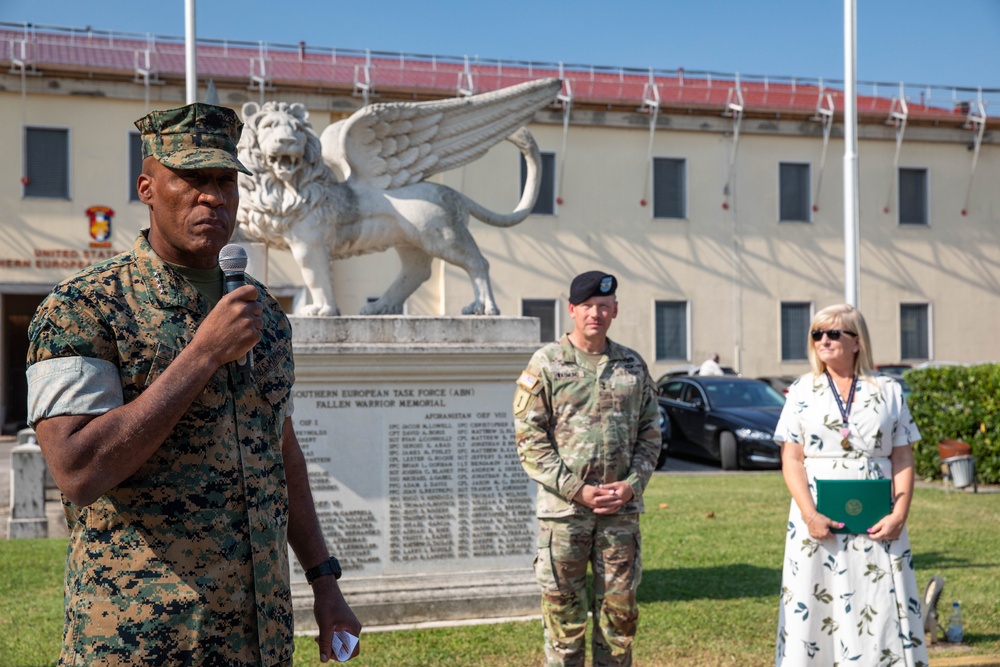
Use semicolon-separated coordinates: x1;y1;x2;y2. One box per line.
613;367;641;386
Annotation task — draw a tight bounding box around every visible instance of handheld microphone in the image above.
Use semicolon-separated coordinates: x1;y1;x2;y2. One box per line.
218;243;254;382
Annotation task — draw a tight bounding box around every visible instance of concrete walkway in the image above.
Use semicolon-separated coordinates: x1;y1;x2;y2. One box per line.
930;656;1000;667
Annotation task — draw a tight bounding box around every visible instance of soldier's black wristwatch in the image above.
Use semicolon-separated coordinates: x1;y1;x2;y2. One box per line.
305;556;342;584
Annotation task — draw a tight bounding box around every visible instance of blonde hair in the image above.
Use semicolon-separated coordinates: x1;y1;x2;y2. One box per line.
807;303;875;379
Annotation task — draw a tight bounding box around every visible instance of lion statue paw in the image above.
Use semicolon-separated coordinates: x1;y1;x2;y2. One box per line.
462;301;500;316
360;300;405;316
297;303;340;317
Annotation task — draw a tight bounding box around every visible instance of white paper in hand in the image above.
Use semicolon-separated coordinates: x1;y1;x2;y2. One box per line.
331;630;359;662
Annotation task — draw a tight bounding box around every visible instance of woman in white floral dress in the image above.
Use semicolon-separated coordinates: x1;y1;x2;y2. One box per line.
774;304;928;667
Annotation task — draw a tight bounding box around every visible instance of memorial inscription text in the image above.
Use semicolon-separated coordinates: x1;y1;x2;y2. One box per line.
292;383;535;577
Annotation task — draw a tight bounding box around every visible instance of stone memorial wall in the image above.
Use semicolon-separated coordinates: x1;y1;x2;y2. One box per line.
288;316;543;628
292;382;535;577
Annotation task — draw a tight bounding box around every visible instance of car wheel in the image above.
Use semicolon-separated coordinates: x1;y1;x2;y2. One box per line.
719;431;738;471
656;408;670;469
656;444;669;470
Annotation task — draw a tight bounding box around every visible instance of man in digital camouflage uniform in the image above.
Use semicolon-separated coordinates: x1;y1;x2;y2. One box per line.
26;103;360;666
513;271;661;667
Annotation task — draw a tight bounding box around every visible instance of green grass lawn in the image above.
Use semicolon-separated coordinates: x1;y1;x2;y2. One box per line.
3;474;998;667
0;537;65;667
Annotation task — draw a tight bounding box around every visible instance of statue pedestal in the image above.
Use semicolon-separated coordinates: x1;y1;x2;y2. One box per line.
288;317;542;629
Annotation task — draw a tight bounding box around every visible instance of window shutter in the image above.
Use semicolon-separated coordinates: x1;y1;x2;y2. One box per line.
779;163;810;221
900;304;929;359
25;128;69;199
899;168;928;225
520;152;556;215
522;299;558;342
781;303;811;360
655;301;687;360
653;158;685;219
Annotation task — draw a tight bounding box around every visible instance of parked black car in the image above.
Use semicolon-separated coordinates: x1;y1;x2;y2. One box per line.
657;376;786;470
875;364;915;399
875;363;912;376
756;374;797;395
657;365;739;380
656;404;670;469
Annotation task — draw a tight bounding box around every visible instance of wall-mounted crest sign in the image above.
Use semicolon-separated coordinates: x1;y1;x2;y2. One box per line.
86;206;114;248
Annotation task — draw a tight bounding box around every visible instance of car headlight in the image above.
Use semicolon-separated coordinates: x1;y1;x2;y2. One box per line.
735;428;773;441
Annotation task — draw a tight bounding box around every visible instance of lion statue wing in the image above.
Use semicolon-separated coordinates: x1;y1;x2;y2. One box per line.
323;77;561;189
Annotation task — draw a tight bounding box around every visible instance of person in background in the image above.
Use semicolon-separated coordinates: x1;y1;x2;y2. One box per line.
26;103;360;665
698;353;724;376
513;271;661;667
773;303;927;666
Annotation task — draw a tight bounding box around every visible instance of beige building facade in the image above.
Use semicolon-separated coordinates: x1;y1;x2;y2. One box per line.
1;24;998;430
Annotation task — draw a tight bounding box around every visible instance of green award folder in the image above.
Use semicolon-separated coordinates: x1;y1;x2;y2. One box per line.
815;479;892;534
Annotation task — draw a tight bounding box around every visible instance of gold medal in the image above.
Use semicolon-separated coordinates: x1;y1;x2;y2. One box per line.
839;426;851;451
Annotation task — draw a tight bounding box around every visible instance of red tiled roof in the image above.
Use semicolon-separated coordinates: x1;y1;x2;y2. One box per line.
0;25;988;126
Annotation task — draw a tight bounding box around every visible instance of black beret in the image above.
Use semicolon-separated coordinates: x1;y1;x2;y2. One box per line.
569;271;617;305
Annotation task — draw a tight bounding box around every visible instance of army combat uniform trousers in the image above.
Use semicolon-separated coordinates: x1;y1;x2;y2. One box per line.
534;513;641;667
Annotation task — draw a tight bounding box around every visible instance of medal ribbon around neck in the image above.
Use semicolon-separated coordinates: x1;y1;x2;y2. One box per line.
825;370;857;450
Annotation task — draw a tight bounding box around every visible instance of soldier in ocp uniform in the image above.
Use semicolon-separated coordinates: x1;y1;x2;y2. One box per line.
513;271;661;667
26;103;360;665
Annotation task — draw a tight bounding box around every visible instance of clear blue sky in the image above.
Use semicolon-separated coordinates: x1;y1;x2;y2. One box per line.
2;1;998;91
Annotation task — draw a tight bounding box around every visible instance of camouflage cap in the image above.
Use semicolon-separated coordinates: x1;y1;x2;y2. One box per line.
134;102;251;175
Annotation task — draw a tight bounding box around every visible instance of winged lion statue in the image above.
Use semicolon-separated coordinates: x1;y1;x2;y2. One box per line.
236;77;562;316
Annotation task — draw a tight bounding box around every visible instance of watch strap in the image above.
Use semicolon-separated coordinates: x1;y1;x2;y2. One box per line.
305;556;342;584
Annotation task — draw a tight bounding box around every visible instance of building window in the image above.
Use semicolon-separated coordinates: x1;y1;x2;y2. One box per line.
24;127;69;199
128;132;143;202
654;301;688;360
522;299;558;342
520;151;556;215
899;168;928;226
900;303;929;360
781;302;811;361
652;157;686;219
779;162;811;222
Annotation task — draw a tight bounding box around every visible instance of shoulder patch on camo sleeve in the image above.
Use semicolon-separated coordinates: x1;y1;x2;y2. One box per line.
514;369;544;418
517;371;541;394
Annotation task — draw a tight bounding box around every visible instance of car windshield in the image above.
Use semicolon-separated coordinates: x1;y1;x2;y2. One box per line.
704;381;786;409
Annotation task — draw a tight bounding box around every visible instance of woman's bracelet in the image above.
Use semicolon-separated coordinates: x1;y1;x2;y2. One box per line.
806;512;818;526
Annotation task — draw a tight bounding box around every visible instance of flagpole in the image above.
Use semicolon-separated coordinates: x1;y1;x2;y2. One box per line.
185;0;197;104
843;0;860;306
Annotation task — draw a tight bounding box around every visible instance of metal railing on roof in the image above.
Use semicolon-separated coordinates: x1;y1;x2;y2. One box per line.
2;21;997;119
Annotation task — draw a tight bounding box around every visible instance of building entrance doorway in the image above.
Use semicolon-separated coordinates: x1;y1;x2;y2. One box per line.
3;293;45;434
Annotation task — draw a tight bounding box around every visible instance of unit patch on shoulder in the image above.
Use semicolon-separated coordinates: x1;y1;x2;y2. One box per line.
514;370;543;418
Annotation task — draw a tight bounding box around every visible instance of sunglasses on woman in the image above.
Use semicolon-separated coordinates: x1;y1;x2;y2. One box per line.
810;329;857;342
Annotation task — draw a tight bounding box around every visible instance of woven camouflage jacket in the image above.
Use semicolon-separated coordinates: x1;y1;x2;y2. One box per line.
26;231;295;666
513;335;661;518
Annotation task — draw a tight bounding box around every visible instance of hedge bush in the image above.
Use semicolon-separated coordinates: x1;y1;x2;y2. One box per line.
905;363;1000;484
